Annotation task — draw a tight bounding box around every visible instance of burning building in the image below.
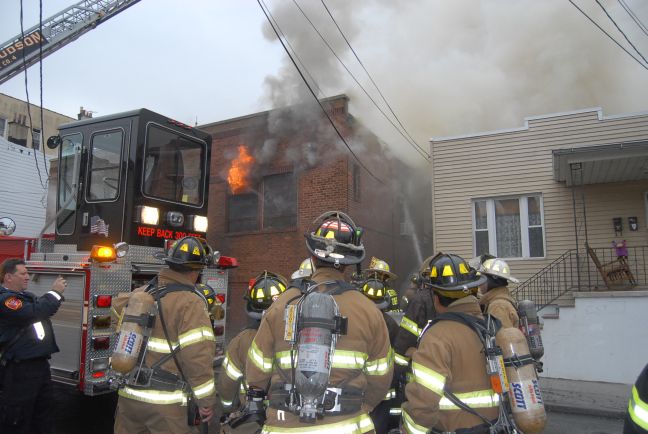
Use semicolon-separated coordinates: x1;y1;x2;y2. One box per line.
200;95;431;337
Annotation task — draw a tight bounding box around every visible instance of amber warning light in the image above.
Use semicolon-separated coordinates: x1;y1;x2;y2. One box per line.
90;245;116;262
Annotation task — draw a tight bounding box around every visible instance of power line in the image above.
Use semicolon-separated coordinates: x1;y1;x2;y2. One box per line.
257;0;385;185
618;0;648;37
291;0;430;161
595;0;648;65
19;0;47;189
568;0;648;71
320;0;430;159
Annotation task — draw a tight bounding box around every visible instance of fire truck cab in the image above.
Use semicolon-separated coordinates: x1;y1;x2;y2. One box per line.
23;109;232;395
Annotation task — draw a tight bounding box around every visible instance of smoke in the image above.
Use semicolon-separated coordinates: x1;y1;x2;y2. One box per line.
259;0;648;166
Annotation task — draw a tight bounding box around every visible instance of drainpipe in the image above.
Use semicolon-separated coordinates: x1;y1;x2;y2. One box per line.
570;163;581;291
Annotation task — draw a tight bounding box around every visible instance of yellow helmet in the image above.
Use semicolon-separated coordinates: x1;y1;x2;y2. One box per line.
364;257;397;280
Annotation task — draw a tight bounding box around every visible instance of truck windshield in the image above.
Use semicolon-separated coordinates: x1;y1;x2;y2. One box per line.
142;124;206;206
56;133;82;234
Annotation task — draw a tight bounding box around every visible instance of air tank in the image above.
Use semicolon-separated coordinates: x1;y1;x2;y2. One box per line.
111;291;155;374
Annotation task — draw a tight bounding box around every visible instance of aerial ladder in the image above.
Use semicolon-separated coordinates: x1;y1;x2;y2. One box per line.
0;0;141;85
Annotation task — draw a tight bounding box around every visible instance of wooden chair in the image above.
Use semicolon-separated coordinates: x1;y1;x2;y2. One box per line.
586;243;637;289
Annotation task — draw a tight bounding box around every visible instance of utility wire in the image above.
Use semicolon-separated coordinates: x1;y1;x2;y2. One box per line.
291;0;429;161
595;0;648;65
568;0;648;71
257;0;385;185
320;0;430;159
39;0;49;179
19;0;47;188
618;0;648;38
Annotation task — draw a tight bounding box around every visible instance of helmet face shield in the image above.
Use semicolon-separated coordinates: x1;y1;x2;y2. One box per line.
305;211;365;266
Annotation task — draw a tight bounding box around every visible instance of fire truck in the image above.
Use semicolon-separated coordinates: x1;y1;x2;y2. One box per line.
9;108;236;396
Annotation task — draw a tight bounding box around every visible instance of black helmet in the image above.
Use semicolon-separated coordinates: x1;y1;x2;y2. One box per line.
305;211;365;266
161;236;213;270
421;252;486;299
360;278;390;311
246;271;288;318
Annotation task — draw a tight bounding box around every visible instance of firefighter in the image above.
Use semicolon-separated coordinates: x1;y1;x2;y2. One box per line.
393;256;437;369
359;258;401;434
625;362;648;433
478;257;520;328
0;258;67;434
401;252;500;434
219;271;288;432
246;211;393;434
112;237;218;434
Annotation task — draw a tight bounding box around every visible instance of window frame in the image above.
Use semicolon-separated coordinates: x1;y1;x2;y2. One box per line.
227;171;297;233
85;128;124;203
472;194;546;260
32;128;41;150
56;133;83;236
0;117;7;138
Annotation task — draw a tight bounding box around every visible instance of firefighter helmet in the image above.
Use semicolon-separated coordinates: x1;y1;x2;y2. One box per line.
468;253;496;272
422;252;486;298
291;257;315;280
246;271;288;317
360;278;389;311
196;283;217;307
305;211;365;266
161;236;214;270
364;257;397;280
481;258;519;283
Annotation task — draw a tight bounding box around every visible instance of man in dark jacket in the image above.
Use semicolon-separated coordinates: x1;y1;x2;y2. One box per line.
0;258;66;434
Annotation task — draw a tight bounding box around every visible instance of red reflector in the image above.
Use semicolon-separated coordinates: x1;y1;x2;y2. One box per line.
93;336;111;350
92;371;106;378
215;294;226;304
95;295;112;308
214;325;225;336
217;256;238;269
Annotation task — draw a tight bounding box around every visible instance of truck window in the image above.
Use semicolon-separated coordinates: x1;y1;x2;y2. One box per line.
87;129;123;201
142;124;205;206
56;133;82;235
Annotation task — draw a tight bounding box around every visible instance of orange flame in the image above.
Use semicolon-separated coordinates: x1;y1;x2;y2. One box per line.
227;145;255;194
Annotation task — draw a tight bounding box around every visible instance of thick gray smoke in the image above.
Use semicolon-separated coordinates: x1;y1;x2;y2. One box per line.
259;0;648;166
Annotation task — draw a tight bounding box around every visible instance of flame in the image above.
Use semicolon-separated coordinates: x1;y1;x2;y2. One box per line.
227;145;255;194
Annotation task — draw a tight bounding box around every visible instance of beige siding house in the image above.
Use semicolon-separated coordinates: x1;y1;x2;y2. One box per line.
430;108;648;295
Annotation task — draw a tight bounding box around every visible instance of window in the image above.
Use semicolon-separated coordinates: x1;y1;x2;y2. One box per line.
142;124;206;206
473;195;545;258
0;118;7;138
56;133;82;235
87;129;123;201
32;128;41;150
227;173;296;232
263;173;296;229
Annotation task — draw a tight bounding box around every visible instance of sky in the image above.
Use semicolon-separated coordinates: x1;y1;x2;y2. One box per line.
2;0;648;166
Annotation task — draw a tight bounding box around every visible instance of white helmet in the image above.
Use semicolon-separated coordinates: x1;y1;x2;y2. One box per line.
481;258;519;283
291;257;314;280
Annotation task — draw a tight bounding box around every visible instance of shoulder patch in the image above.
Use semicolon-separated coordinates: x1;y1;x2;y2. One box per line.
4;296;23;311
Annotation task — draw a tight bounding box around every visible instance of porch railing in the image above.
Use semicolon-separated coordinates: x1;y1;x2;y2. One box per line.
513;245;648;311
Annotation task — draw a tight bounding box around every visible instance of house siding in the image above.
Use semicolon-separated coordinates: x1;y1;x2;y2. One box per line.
431;109;648;284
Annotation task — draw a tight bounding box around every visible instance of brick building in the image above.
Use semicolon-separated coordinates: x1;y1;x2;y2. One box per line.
200;95;431;337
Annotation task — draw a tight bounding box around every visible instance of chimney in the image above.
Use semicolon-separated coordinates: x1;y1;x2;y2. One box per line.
78;106;93;120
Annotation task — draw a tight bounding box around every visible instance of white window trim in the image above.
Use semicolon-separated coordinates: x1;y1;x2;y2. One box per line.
472;194;546;260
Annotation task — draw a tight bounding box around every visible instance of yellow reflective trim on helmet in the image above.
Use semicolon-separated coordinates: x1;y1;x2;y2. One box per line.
431;266;438;278
249;340;274;373
256;287;265;298
325;231;335;239
192;247;201;255
180;243;189;252
262;413;374;433
193;378;216;399
368;287;375;296
411;361;446;396
439;389;500;410
629;385;648;430
402;409;428;434
270;286;279;296
442;265;454;277
119;386;188;405
459;263;469;274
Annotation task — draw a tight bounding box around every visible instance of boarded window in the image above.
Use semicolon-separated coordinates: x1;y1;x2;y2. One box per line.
263;173;296;229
